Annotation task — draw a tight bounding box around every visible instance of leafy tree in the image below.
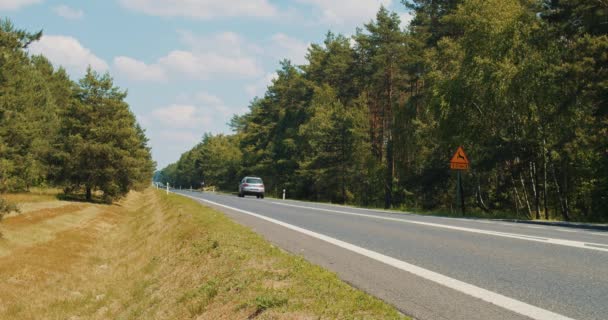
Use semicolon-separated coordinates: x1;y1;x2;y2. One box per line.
56;69;154;201
160;2;608;221
299;85;370;203
0;20;56;191
354;6;409;208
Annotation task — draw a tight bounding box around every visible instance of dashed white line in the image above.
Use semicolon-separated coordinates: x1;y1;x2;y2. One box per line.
555;228;578;233
177;193;576;320
525;226;548;229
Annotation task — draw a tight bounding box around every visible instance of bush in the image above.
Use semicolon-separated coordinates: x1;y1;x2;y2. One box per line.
0;197;20;222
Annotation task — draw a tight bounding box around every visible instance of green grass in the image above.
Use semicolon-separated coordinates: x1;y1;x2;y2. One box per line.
164;191;408;319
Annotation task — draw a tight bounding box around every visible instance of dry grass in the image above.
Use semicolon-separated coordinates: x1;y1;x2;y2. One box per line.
2;188;61;203
0;189;407;320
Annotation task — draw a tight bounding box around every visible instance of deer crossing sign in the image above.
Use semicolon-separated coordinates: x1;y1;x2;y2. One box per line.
450;146;470;170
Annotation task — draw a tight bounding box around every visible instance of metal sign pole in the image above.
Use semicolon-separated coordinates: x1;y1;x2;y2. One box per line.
458;171;465;215
456;171;461;215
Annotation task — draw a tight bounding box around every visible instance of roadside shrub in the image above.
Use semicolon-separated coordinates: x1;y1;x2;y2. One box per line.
0;197;19;222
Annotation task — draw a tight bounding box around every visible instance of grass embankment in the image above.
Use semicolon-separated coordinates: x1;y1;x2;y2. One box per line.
0;188;407;319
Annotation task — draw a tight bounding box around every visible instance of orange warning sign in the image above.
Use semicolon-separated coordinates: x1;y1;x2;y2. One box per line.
450;146;469;170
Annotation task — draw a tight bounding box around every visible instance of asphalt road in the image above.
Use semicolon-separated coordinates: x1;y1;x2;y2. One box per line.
172;190;608;320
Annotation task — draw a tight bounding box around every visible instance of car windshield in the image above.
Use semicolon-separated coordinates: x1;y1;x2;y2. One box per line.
246;178;263;184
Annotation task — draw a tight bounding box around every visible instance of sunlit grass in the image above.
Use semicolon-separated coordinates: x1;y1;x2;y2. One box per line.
0;189;407;319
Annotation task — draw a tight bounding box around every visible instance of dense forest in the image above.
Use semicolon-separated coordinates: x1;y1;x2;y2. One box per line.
0;19;155;209
158;0;607;222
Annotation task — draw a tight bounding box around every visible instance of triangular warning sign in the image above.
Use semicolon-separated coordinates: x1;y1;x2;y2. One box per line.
450;146;469;170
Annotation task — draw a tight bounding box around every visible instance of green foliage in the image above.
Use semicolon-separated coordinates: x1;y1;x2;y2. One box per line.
55;69;155;201
0;23;57;192
298;85;371;203
157;134;241;191
159;1;608;221
0;20;154;202
0;197;19;222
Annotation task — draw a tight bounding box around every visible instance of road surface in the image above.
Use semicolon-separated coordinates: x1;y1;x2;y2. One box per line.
173;190;608;320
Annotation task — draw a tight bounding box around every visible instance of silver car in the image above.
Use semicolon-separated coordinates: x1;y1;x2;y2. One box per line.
238;177;265;198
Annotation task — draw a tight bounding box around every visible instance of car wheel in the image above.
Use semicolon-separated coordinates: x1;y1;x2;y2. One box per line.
260;194;264;199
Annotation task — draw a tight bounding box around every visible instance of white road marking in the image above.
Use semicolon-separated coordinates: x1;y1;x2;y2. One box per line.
556;229;578;233
270;201;608;253
177;193;575;320
591;232;608;237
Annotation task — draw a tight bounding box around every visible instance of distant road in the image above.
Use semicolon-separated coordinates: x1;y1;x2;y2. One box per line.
173;190;608;320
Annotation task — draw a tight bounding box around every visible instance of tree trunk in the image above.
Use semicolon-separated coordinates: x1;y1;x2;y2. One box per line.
459;171;466;215
551;163;570;221
519;172;532;219
86;185;92;201
529;162;540;219
511;174;522;217
384;62;394;209
385;138;393;209
542;139;549;219
341;141;346;204
475;174;490;212
562;165;570;220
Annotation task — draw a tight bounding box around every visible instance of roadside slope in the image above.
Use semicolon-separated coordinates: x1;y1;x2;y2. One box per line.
0;189;406;319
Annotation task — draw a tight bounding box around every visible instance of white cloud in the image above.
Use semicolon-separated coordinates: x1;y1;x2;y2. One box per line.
158;50;261;79
113;56;167;82
118;0;278;19
245;72;278;98
152;104;211;129
151;92;244;133
0;0;42;10
399;11;414;29
270;33;309;65
178;30;308;66
177;30;263;57
53;4;84;20
157;130;199;144
299;0;391;27
28;35;108;76
194;92;223;106
114;30;263;82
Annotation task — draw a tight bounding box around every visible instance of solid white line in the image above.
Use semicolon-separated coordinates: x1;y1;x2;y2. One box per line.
176;193;575;320
270;201;608;253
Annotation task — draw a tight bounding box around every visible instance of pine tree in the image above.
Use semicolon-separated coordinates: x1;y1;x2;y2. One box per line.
57;68;153;201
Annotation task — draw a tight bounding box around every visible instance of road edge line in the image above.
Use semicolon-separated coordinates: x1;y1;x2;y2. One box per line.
270;201;608;253
175;192;576;320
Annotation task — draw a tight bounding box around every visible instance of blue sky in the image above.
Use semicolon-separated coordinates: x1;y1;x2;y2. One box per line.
1;0;412;168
